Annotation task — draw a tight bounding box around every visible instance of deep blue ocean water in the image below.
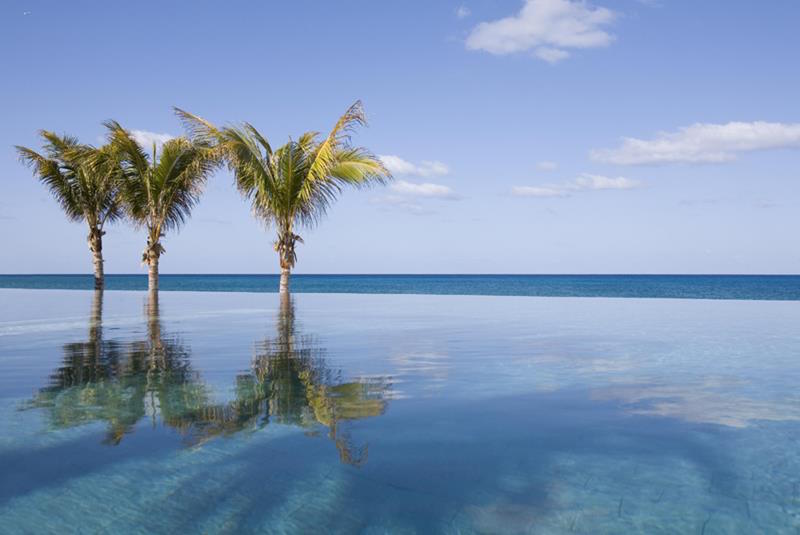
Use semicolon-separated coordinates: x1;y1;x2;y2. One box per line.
1;273;799;300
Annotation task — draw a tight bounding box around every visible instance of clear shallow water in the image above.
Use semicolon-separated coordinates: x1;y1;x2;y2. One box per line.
2;274;800;300
1;289;800;533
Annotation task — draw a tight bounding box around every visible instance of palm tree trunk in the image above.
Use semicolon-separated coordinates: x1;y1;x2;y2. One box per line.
148;254;159;293
88;230;104;290
276;230;296;295
279;268;291;294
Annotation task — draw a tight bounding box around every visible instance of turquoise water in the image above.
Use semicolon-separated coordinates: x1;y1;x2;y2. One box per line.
1;274;800;300
1;289;800;532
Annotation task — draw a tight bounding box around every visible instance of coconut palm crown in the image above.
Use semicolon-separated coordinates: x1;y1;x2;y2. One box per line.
105;121;217;292
176;101;391;293
16;132;122;289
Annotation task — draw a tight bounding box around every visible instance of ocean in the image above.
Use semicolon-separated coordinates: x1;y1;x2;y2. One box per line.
0;273;798;300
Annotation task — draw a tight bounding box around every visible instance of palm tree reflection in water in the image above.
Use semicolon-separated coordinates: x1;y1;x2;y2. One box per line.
27;292;389;465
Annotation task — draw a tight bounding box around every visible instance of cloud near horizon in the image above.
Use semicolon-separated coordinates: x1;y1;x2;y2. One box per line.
465;0;616;63
513;173;640;197
592;121;800;165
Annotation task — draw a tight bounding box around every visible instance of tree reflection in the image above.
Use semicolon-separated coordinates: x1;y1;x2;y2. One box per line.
159;294;389;465
26;291;389;465
27;290;143;443
26;290;205;445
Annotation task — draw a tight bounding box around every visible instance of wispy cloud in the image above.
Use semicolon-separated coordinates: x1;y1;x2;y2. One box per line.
465;0;616;63
131;130;174;151
678;198;722;207
456;5;471;18
536;160;558;171
534;47;570;63
390;180;460;200
513;173;640;197
512;186;570;198
591;121;800;165
370;195;435;216
379;155;450;177
755;199;780;209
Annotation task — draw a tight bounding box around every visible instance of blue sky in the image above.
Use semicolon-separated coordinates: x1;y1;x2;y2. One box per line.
1;0;798;274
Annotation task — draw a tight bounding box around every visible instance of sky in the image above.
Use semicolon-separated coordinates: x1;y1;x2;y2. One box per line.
1;0;798;274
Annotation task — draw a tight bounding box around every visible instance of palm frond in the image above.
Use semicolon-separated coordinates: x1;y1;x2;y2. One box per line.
105;121;154;225
244;123;273;156
327;147;390;187
87;144;125;226
173;107;222;148
155;138;212;232
16;144;83;221
40;130;81;156
219;125;279;208
305;101;367;186
16;131;123;226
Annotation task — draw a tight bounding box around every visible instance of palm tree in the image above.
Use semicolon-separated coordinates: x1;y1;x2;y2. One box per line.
176;101;390;294
16;132;122;289
105;122;217;292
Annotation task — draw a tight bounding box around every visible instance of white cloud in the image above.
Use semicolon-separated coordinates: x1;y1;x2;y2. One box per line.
591;121;800;165
465;0;616;63
373;155;459;213
513;173;640;197
536;160;558;171
131;130;174;150
379;155;450;177
372;169;461;214
574;174;639;190
456;5;471;18
390;180;460;200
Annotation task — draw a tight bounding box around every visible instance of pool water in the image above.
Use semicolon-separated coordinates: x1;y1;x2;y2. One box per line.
1;289;799;533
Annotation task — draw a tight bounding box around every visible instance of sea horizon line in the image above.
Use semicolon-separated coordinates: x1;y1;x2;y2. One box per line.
1;273;799;277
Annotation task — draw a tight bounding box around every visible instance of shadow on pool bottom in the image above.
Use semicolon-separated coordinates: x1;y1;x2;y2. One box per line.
1;386;797;533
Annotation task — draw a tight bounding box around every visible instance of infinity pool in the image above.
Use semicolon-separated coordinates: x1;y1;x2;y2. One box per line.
1;289;799;533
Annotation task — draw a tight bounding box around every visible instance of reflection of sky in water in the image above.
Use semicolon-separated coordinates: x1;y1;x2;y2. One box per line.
1;289;800;532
